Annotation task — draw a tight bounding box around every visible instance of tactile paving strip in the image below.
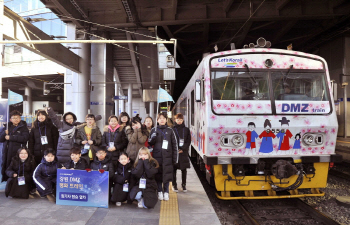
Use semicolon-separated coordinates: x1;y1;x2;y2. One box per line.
159;182;180;225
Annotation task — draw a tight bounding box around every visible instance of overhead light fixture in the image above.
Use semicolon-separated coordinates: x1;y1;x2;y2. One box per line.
50;35;67;39
26;17;47;23
67;46;81;49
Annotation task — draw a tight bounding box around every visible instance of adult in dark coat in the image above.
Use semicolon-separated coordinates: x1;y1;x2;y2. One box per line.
47;107;78;164
129;153;158;208
33;149;57;198
101;115;128;167
111;157;133;204
148;113;178;200
0;110;30;182
172;113;191;192
28;110;59;165
5;147;36;198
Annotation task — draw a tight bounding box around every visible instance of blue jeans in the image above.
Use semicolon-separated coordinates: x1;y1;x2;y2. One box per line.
135;191;147;208
157;181;169;193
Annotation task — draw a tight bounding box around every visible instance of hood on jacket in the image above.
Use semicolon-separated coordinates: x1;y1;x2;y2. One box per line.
63;112;77;126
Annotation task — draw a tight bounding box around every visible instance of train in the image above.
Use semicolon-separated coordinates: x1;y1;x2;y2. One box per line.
172;38;342;199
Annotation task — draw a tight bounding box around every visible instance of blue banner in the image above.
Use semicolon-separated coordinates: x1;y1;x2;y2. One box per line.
56;169;109;208
8;90;23;106
0;99;8;127
158;87;174;103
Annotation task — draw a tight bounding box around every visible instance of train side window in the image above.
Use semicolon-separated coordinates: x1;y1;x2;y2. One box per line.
191;90;194;126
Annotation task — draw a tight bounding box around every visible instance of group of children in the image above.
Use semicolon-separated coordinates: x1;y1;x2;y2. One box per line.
1;109;191;209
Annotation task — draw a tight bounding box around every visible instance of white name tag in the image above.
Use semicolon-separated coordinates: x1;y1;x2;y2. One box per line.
18;176;25;186
109;142;114;148
139;178;146;189
41;136;48;145
84;143;90;150
162;140;168;149
179;139;184;147
123;183;129;192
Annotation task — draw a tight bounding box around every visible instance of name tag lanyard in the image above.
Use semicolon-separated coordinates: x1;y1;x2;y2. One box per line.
174;127;185;145
108;131;116;147
38;122;48;145
18;162;25;177
160;130;168;149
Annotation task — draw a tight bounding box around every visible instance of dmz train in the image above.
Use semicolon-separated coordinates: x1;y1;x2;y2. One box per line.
172;39;342;199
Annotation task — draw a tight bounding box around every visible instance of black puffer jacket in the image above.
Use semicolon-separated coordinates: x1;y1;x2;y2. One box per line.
0;121;29;182
111;161;133;203
28;120;59;165
148;125;178;183
173;123;191;170
5;155;36;198
90;155;115;179
101;125;128;165
129;159;158;208
47;108;77;164
33;157;57;197
63;158;89;170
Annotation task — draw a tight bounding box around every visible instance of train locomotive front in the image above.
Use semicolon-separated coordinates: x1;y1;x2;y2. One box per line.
175;46;342;199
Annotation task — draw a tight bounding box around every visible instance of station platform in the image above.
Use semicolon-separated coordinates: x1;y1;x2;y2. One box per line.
0;162;221;225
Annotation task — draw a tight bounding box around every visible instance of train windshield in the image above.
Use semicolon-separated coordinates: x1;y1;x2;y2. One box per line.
272;71;329;101
211;71;270;100
211;70;329;102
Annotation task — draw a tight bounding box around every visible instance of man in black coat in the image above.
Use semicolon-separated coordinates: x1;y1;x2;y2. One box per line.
0;110;29;182
172;113;191;192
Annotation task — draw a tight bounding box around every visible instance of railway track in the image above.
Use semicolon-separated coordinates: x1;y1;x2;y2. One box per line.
236;198;339;225
329;162;350;180
191;157;340;225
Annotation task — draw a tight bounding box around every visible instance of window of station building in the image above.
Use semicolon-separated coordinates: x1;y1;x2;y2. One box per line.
191;91;194;126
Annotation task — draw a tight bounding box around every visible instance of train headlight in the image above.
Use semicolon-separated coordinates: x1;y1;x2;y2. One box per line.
303;135;314;145
231;134;244;147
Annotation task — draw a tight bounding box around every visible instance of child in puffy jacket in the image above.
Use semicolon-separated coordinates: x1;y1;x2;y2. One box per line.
89;147;114;180
61;146;88;170
129;147;159;208
32;149;57;202
111;152;133;206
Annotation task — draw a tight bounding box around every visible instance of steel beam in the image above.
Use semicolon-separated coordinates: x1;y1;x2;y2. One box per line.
3;7;80;73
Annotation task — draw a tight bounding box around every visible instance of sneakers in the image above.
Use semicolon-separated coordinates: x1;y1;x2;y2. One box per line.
137;198;144;208
163;192;169;201
46;194;56;202
116;202;121;207
182;184;187;193
172;185;178;193
158;192;163;201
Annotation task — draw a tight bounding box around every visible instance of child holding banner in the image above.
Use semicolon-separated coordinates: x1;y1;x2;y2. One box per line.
90;147;114;180
130;147;159;208
33;149;57;202
61;147;88;170
0;110;29;182
111;152;133;206
5;147;36;199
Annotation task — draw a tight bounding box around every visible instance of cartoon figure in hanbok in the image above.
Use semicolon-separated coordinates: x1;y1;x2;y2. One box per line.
276;117;293;155
245;122;258;155
293;133;301;154
259;119;276;154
